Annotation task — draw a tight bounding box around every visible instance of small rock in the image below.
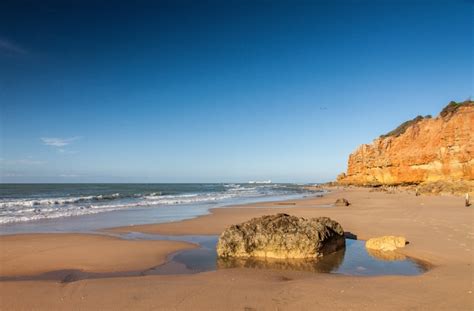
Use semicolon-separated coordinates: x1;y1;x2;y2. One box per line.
335;198;350;206
365;236;406;251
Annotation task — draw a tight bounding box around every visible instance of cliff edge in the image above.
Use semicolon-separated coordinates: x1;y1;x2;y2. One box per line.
338;100;474;187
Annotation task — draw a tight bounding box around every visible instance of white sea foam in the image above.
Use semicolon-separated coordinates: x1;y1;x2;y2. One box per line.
0;193;122;209
0;184;314;224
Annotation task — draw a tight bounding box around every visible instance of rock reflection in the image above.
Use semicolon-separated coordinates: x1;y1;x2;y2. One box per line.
217;248;346;273
366;248;407;261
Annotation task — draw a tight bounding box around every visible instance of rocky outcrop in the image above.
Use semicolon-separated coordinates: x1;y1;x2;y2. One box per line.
338;101;474;186
216;214;345;259
365;236;406;251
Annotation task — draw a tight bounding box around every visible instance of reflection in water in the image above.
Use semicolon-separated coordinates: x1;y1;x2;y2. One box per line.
330;239;428;276
215;239;428;276
101;234;429;276
217;248;346;273
366;248;407;261
163;236;427;276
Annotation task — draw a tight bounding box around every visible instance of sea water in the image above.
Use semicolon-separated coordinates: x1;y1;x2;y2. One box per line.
0;183;318;234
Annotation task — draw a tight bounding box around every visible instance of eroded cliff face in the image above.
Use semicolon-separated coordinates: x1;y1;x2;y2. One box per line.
338;102;474;186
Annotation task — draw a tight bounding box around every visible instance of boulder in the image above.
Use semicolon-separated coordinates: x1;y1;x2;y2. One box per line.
335;198;350;206
216;213;345;259
365;236;406;251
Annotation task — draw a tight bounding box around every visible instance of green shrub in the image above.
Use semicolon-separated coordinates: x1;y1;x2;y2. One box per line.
380;115;425;138
439;100;472;117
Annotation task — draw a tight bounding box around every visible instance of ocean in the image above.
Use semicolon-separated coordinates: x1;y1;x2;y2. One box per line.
0;183;319;234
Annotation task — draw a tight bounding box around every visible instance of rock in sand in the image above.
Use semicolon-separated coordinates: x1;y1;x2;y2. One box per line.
335;198;350;206
217;213;345;259
365;236;406;251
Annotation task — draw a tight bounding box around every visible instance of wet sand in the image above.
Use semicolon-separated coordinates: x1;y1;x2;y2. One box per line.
1;188;473;310
0;234;195;277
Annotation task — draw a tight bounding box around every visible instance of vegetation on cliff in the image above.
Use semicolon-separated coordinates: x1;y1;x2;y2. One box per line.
380;115;431;138
380;100;472;139
440;99;473;118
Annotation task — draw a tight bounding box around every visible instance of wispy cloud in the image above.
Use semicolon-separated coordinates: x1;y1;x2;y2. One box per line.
1;173;25;178
0;38;27;55
41;136;81;147
58;148;78;154
58;174;80;178
0;158;46;166
41;136;81;154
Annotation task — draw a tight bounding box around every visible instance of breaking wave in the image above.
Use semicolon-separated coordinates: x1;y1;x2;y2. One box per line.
0;184;317;224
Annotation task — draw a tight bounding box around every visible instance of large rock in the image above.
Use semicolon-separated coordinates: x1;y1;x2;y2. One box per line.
216;214;345;259
365;236;406;251
338;101;474;186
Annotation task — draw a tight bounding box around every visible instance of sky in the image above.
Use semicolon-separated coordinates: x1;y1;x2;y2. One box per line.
0;0;472;183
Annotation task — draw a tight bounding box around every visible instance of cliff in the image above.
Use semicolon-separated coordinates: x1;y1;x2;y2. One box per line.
338;101;474;186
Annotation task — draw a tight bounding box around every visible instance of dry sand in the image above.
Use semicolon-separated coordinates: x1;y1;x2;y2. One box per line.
0;188;473;310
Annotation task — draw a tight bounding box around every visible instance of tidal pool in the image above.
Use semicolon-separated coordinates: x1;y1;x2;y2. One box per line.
121;233;429;276
0;233;429;283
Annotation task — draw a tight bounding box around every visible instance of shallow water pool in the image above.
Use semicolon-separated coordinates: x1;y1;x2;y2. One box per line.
121;233;429;277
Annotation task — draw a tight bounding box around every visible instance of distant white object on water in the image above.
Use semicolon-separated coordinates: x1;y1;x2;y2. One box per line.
248;180;272;184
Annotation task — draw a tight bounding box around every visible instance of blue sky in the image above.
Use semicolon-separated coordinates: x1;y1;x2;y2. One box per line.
0;0;472;183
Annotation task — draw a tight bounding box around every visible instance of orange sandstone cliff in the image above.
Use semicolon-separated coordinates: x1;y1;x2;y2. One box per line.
338;101;474;186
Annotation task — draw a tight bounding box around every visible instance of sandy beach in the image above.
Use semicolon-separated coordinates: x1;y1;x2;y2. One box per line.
0;188;472;310
2;0;472;309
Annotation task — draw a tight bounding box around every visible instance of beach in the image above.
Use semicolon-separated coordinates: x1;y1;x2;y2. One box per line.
0;187;472;310
2;0;472;309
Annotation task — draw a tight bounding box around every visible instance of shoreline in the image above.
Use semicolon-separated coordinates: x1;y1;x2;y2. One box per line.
1;187;473;310
0;187;318;235
104;190;337;236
